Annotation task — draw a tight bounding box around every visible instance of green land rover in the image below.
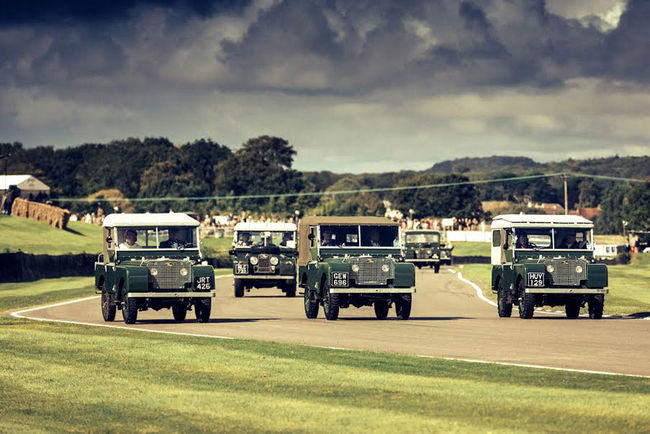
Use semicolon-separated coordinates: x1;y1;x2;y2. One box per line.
230;222;298;297
298;216;416;320
95;213;215;324
490;214;608;319
402;229;453;273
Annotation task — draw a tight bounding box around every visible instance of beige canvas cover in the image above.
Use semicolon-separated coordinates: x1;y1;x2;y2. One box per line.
297;216;397;266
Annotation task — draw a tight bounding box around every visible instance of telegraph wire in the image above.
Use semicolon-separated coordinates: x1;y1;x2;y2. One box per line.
49;172;649;204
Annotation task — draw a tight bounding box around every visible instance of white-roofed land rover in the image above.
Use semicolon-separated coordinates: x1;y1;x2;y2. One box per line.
491;214;607;319
95;213;215;324
298;216;416;320
229;222;298;297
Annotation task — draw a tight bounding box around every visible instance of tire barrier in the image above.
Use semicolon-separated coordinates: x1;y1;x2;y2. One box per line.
11;198;70;229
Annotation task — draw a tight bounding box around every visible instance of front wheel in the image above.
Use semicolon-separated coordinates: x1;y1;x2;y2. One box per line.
304;288;319;319
497;280;512;318
122;296;138;324
434;264;440;274
395;294;412;320
234;279;244;298
517;280;535;319
172;304;187;322
101;286;116;322
374;301;390;320
566;299;581;319
322;281;340;321
284;280;297;297
195;298;211;323
588;295;604;319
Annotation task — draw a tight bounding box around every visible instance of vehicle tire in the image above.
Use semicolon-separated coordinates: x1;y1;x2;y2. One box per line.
374;301;390;320
304;288;319;319
234;279;244;298
122;296;138;324
101;285;116;322
322;281;340;321
517;280;535;319
195;298;211;323
565;299;581;319
497;280;512;318
395;294;412;320
434;264;440;274
172;304;187;322
285;280;297;297
588;295;604;319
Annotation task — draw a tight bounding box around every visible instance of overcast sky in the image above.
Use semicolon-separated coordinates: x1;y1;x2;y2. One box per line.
1;0;648;172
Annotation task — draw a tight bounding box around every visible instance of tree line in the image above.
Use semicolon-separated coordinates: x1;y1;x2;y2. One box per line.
1;138;648;233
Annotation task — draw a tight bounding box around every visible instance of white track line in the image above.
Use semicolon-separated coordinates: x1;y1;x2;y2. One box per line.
456;271;497;307
9;273;650;379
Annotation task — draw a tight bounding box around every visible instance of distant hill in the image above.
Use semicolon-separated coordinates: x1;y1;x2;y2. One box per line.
427;156;540;174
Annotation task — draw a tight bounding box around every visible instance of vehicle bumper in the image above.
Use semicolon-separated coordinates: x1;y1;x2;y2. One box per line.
329;287;416;294
525;288;608;295
233;275;295;280
126;291;216;298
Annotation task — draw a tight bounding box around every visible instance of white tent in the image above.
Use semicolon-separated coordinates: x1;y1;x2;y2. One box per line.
0;175;50;196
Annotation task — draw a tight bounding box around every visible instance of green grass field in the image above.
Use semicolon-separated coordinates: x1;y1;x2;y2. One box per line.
200;235;233;257
1;278;649;432
450;241;490;257
0;215;103;254
457;254;650;316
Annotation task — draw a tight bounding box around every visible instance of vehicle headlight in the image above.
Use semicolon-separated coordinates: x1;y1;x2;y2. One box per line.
546;265;554;273
381;264;390;273
150;268;158;276
351;264;360;272
250;256;259;265
179;268;188;276
270;256;279;266
575;265;583;273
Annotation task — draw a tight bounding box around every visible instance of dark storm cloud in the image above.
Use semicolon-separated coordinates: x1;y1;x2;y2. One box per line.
0;0;251;25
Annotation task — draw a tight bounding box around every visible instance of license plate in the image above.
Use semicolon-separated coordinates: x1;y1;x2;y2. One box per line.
527;272;545;287
331;272;349;287
194;276;214;290
235;264;248;275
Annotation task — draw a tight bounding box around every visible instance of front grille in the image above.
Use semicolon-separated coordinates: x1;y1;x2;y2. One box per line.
415;248;431;259
147;260;192;290
350;257;395;286
254;254;273;274
547;258;587;286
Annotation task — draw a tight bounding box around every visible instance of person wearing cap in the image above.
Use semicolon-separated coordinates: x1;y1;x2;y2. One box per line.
119;229;141;249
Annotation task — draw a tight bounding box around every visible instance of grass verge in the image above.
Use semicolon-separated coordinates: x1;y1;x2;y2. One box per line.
456;254;650;316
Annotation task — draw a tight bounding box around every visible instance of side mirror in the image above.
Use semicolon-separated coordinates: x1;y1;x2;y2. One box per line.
228;249;235;256
106;236;112;246
307;233;315;240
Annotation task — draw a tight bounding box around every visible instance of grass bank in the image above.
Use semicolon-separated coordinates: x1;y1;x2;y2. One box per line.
0;215;103;254
457;254;650;316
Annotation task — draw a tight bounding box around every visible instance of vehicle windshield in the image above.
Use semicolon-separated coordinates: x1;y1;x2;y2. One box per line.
320;225;399;247
405;233;440;245
115;226;197;250
512;228;553;250
554;228;592;250
235;231;296;248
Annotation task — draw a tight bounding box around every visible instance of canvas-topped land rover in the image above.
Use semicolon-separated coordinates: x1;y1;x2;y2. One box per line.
490;214;608;319
230;222;298;297
402;229;453;273
95;213;215;324
298;216;416;320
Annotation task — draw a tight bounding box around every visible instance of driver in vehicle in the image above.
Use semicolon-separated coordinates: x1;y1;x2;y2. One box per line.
321;230;333;246
369;229;381;247
119;229;141;249
516;233;530;249
237;232;252;246
160;228;187;249
562;232;582;249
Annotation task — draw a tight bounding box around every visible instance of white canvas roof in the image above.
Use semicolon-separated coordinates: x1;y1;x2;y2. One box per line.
234;222;297;232
103;213;200;227
491;214;593;229
0;175;50;193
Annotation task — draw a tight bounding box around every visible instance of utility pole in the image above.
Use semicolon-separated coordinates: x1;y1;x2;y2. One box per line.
563;173;569;215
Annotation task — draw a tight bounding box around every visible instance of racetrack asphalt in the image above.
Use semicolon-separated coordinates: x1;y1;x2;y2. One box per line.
14;268;650;377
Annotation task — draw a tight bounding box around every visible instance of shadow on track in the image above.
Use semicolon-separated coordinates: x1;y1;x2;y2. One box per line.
125;318;280;325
